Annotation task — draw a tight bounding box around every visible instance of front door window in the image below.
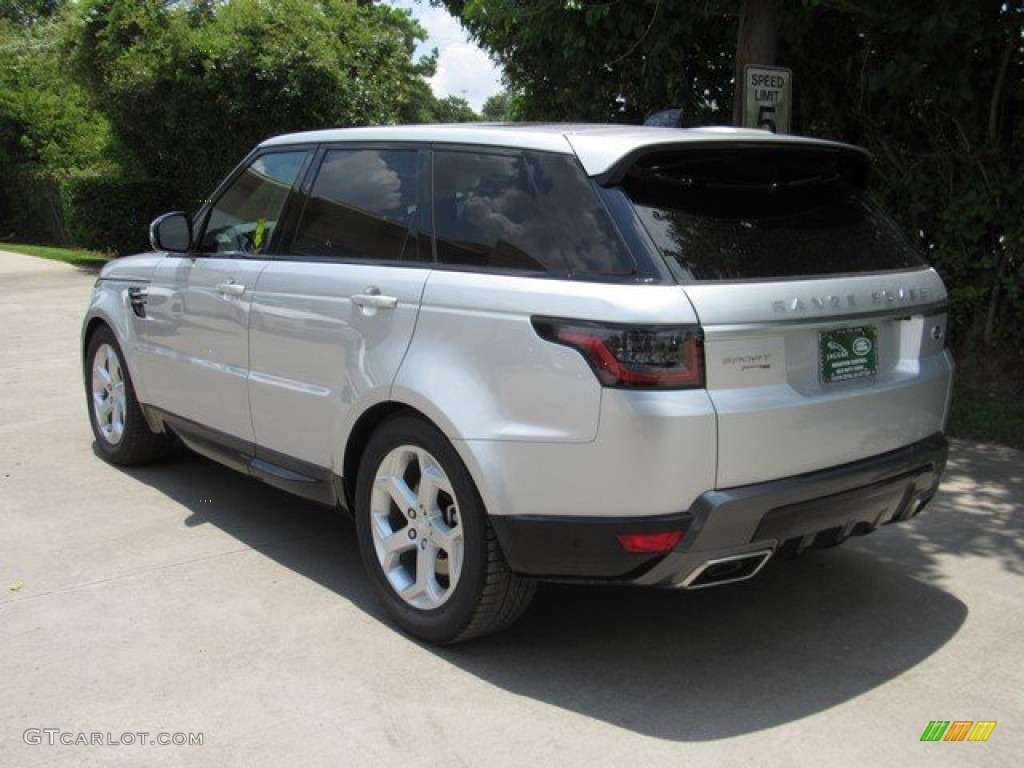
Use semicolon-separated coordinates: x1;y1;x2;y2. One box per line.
199;151;308;256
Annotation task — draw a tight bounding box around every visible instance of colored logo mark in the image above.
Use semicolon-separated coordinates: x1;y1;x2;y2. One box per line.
920;721;997;742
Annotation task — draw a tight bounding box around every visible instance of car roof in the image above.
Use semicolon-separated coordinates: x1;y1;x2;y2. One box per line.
259;123;864;179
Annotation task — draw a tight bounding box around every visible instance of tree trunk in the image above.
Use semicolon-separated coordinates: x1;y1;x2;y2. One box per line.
732;0;782;126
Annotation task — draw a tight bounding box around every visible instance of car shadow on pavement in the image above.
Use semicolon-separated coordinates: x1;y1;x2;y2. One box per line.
445;554;964;741
119;446;978;742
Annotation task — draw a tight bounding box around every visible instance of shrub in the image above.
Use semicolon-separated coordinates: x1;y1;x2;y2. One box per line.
0;171;70;244
63;172;176;255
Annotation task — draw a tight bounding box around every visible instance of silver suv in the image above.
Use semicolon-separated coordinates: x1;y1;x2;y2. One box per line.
82;124;953;643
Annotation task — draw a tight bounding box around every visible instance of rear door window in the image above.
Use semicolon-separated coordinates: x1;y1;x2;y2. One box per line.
293;148;419;261
621;147;925;281
432;149;635;277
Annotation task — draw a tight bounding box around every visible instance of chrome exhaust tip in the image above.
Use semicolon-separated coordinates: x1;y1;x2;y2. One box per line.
680;549;773;589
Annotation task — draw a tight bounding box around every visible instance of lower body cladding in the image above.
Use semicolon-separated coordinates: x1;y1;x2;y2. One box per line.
490;433;948;589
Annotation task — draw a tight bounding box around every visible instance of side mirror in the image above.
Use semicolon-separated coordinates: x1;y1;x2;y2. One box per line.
150;212;192;253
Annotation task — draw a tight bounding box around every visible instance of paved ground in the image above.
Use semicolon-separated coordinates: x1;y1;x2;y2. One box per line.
1;249;1021;767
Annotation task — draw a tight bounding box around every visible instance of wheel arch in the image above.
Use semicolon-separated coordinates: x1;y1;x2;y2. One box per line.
346;402;535;641
82;304;134;375
340;400;500;521
341;402;413;510
82;314;164;434
82;314;111;364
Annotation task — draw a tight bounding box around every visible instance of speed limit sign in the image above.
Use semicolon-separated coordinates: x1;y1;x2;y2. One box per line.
744;66;792;134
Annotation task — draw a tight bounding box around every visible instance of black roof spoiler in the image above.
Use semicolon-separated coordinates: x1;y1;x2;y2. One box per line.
594;139;874;187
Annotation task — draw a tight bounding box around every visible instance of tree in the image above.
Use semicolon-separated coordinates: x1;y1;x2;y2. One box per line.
732;0;782;125
0;12;111;242
0;0;64;27
438;1;736;123
70;0;438;207
2;0;465;251
429;94;479;122
480;90;514;121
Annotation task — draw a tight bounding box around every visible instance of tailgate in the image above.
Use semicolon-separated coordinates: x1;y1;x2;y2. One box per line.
611;139;955;489
686;271;953;488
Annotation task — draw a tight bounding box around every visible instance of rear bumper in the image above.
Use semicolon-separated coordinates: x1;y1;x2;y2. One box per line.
490;433;948;586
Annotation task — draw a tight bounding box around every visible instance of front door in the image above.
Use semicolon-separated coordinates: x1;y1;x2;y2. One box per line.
138;149;311;443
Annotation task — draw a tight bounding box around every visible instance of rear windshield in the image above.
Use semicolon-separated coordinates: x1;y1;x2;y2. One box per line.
620;147;925;281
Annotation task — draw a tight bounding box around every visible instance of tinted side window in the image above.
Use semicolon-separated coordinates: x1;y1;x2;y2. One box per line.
433;150;635;276
200;151;308;255
293;149;418;261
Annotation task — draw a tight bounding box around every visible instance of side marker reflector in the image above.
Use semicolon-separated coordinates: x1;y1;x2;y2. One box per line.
616;531;685;554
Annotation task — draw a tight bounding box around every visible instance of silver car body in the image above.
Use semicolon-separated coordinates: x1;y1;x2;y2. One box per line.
83;124;953;589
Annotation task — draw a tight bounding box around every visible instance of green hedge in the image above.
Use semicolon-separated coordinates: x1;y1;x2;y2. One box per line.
0;171;71;245
63;173;176;255
0;170;177;256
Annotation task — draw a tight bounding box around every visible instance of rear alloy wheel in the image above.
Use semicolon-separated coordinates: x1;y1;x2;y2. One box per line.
355;415;535;643
369;443;464;610
85;326;170;466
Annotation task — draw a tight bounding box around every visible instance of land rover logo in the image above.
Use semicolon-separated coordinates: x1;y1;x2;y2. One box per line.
852;336;873;356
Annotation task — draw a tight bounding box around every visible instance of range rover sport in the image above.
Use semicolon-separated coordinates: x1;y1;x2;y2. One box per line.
82;124;953;643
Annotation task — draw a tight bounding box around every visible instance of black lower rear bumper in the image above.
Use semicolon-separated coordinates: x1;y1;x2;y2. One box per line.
490;433;948;583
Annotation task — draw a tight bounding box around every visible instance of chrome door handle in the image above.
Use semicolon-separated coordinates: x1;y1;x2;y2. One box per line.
215;280;246;297
351;287;398;310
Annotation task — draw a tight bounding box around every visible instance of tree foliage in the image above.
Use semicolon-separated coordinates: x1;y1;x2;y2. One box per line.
430;94;479;122
0;13;111;241
0;18;108;174
1;0;1019;387
70;0;438;207
0;0;64;27
480;90;515;121
0;0;463;250
442;0;736;123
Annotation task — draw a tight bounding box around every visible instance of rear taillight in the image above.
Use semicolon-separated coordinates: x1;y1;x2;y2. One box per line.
532;317;704;389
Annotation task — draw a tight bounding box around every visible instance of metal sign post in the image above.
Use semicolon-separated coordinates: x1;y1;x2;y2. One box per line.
743;65;793;134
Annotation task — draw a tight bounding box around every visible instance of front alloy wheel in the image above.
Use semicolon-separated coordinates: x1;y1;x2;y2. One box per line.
91;342;127;446
84;325;170;465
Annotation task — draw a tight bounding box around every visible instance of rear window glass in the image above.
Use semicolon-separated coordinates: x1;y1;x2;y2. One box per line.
433;150;635;277
621;148;925;281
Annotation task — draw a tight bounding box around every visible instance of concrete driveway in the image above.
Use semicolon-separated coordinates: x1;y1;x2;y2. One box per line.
1;249;1020;767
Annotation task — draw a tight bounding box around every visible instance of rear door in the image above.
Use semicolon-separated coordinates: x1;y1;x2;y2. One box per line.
247;145;430;470
619;143;954;488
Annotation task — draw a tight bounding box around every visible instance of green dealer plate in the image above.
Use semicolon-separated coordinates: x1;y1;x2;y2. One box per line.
819;326;878;384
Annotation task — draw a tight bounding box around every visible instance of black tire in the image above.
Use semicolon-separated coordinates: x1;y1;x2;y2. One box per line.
354;415;535;644
84;325;171;466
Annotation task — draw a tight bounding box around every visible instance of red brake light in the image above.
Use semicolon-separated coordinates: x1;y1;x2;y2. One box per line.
532;317;704;389
616;531;685;553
